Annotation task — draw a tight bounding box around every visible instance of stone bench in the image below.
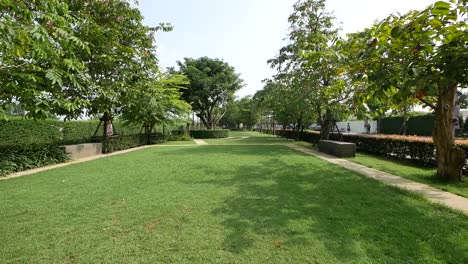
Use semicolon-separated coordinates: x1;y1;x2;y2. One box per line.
64;143;103;160
318;140;356;158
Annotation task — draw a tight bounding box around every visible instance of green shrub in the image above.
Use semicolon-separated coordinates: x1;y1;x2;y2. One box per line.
190;129;229;139
380;116;404;134
92;132;166;154
62;120;100;144
0;119;62;145
100;134;147;154
264;129;468;174
0;144;69;176
0;119;142;145
407;114;433;136
165;131;191;141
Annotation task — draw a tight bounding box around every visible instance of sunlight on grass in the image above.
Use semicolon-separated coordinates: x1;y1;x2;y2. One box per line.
0;141;467;263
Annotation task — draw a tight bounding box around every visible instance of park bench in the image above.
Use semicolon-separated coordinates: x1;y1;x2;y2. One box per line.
318;140;356;158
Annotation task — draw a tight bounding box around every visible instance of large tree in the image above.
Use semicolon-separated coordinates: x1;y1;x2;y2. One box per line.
349;0;467;181
219;96;258;129
175;57;243;129
0;0;90;119
120;72;190;143
268;0;352;139
67;0;172;136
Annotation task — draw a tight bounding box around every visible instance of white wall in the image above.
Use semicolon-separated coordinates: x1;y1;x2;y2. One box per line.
336;120;378;134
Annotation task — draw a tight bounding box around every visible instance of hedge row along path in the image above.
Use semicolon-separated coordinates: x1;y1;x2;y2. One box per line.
0;144;198;182
2;135;467;215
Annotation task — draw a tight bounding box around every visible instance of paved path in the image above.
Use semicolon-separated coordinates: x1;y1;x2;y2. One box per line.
286;144;468;215
193;139;208;145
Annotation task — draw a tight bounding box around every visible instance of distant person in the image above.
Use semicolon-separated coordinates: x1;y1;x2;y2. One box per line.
347;123;351;133
367;123;371;134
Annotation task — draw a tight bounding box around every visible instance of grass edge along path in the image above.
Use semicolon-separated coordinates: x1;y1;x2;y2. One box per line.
0;143;198;181
286;144;468;215
346;153;468;198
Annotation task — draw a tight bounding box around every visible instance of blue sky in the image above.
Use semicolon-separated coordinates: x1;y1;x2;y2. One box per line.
137;0;436;98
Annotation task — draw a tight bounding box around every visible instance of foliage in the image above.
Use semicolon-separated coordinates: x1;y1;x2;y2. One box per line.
174;57;244;129
264;129;468;173
347;0;468;181
407;114;434;136
165;131;192;142
0;119;140;145
0;143;68;176
266;0;352;139
0;0;90;119
190;129;229;139
0;119;63;145
120;72;190;143
380;116;405;135
100;134;146;154
219;96;258;129
379;114;434;136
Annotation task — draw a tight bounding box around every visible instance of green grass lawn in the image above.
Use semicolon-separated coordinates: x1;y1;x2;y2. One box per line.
1;138;467;263
161;140;196;145
271;131;468;198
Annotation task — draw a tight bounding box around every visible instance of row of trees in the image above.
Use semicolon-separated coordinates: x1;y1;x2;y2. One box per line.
255;0;467;181
1;0;190;139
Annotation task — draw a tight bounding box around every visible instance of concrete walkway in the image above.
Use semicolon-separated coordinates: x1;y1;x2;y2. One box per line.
286;144;468;215
193;139;208;145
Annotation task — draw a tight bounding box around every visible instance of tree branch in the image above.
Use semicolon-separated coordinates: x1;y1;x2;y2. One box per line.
417;97;436;110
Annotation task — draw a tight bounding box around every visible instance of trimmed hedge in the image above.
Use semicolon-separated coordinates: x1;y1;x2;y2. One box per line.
380;116;404;135
380;114;433;136
97;133;165;154
263;129;468;174
100;135;146;154
0;119;141;145
0;144;69;176
190;129;229;139
407;114;433;136
0;119;62;145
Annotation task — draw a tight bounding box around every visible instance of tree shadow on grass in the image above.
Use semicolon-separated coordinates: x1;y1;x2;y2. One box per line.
169;146;468;263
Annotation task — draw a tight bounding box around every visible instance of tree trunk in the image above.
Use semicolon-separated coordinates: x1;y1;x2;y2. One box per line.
320;109;332;140
102;112;112;138
433;83;465;181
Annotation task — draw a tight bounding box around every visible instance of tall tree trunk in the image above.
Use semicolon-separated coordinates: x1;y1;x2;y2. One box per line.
102;111;112;138
433;83;465;181
320;109;332;140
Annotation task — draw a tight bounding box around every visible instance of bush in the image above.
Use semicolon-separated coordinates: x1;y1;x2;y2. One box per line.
0;143;69;176
190;129;229;139
0;119;63;145
0;119;142;145
97;133;166;154
100;134;147;154
166;131;192;141
380;116;404;134
407;114;433;136
262;129;468;174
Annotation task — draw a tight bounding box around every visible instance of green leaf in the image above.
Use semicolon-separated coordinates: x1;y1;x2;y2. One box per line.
431;1;451;15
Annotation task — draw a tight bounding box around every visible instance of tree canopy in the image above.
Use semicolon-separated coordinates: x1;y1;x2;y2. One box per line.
174;57;244;129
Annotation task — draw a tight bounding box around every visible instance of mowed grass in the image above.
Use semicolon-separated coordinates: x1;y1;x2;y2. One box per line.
0;144;467;263
347;153;468;198
204;131;293;145
270;131;468;198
